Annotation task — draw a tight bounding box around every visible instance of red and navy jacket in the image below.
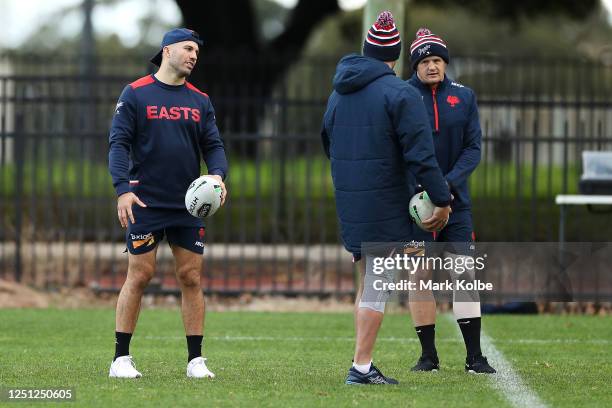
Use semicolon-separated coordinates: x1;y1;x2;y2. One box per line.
407;73;481;211
109;74;228;210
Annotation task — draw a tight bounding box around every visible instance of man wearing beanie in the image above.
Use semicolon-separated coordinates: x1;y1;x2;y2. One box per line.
108;28;228;379
407;28;496;374
322;12;452;385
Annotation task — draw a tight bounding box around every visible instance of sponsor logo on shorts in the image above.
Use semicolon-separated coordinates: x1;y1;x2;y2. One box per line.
194;228;205;248
130;232;155;249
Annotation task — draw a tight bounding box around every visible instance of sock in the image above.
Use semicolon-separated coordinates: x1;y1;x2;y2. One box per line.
457;317;482;358
415;324;437;358
186;335;203;362
352;360;372;374
114;331;132;361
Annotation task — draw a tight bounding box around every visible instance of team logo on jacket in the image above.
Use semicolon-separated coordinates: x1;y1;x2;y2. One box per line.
146;105;201;122
447;95;460;107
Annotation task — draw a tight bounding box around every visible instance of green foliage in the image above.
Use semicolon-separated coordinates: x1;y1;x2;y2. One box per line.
253;0;291;41
303;3;612;60
0;158;581;200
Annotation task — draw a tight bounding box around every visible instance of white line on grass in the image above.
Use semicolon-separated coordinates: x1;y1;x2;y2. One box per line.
141;335;609;346
480;331;549;408
445;314;549;408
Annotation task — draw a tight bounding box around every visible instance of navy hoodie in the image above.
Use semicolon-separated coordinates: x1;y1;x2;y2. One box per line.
321;54;450;256
407;73;481;210
109;74;228;211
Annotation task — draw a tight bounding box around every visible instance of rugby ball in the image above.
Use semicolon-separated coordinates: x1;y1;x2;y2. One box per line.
409;190;435;231
185;175;223;218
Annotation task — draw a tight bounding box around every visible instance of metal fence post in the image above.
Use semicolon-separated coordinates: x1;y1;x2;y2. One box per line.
13;113;24;282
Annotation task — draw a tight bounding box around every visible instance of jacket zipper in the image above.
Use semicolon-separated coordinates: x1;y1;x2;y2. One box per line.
432;86;439;132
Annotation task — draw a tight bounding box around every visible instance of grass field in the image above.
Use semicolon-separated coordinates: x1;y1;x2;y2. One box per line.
0;309;610;407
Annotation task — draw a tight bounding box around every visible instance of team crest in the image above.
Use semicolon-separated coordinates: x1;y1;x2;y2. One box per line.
447;95;460;107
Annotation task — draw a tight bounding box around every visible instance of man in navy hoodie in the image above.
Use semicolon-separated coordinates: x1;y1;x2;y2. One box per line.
406;28;495;374
322;12;452;385
108;28;228;379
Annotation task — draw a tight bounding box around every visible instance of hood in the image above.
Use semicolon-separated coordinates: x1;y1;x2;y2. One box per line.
332;54;395;95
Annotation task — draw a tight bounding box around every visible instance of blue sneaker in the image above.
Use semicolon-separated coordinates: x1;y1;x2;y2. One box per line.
345;364;399;385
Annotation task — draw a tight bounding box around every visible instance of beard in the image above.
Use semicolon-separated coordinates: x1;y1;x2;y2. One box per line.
169;59;192;78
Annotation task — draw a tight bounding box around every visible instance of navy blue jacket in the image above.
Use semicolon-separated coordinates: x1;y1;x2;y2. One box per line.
407;74;481;210
109;74;228;210
322;54;451;256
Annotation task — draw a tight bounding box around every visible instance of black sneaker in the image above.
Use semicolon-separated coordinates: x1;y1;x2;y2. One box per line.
410;354;440;372
465;354;496;374
345;364;399;385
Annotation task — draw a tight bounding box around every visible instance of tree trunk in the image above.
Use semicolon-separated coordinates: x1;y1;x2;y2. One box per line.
174;0;340;138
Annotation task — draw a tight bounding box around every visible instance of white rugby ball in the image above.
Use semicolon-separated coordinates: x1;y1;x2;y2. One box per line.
185;175;223;218
409;190;435;231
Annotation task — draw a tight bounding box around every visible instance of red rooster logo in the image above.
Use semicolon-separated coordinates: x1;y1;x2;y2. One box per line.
447;95;460;107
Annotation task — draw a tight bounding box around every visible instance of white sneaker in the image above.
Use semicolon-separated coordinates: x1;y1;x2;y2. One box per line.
109;355;142;378
186;357;215;378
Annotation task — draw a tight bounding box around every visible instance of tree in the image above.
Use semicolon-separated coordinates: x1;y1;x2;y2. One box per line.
174;0;340;134
171;0;600;135
413;0;598;24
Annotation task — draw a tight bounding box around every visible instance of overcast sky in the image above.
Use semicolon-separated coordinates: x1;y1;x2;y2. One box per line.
0;0;367;48
1;0;611;49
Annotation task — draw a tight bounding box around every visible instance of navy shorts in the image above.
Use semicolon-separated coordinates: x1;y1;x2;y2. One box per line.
413;209;475;255
351;211;475;261
126;207;205;255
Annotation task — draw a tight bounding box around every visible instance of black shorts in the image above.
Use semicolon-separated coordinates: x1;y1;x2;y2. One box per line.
126;207;205;255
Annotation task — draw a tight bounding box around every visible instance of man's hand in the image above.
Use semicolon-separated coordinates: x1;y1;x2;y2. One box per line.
117;192;147;228
208;174;227;206
421;205;452;232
